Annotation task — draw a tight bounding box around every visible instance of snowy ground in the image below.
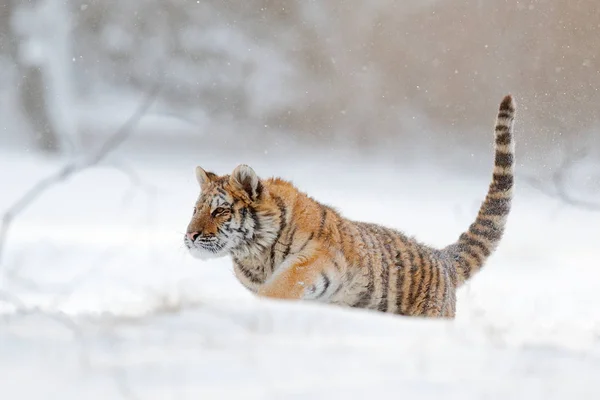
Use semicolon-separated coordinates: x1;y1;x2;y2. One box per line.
1;142;599;399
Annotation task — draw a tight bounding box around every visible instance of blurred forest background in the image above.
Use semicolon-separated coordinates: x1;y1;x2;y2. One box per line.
1;0;599;169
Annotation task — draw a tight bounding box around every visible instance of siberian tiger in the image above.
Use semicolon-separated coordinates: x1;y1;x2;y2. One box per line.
184;95;515;318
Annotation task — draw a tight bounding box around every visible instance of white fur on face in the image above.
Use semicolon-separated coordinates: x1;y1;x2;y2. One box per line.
184;234;231;260
186;244;228;260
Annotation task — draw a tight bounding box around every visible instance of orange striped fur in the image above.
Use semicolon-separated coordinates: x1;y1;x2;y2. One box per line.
184;95;516;318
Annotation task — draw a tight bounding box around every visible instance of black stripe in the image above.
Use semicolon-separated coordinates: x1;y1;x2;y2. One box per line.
483;198;511;216
255;181;264;199
270;195;288;272
205;171;218;180
359;227;376;308
218;225;231;239
351;226;375;308
317;206;328;237
314;272;331;299
499;98;514;111
461;235;491;257
250;207;261;233
440;269;449;314
474;218;494;229
497;111;512;119
426;261;440;314
407;246;419;308
332;270;351;299
410;250;425;307
383;230;401;313
297;233;314;254
466;245;485;261
281;226;296;260
343;220;355;255
495;132;511;145
239;206;247;225
492;174;513;191
329;260;346;298
454;252;471;279
422;255;436;308
236;206;252;239
470;225;502;242
331;283;343;297
376;229;395;312
495;152;513;168
333;259;341;272
395;246;406;315
495;124;510;133
463;247;484;266
336;218;346;250
235;262;263;284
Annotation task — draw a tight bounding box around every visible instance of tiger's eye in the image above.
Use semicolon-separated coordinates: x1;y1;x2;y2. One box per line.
212;207;227;217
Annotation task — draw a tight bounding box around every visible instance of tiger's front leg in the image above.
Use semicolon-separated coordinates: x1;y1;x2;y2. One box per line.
257;254;336;301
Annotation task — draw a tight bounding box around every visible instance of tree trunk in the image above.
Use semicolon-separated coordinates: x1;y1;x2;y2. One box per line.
18;64;62;153
9;0;78;155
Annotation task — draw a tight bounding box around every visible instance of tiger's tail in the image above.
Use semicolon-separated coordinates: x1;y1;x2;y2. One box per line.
445;95;516;286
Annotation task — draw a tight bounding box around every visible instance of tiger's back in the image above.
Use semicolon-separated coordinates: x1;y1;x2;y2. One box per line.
236;197;460;318
185;95;516;318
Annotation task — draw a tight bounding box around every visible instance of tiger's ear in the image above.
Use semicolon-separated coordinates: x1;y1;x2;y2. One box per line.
230;164;261;200
195;166;215;188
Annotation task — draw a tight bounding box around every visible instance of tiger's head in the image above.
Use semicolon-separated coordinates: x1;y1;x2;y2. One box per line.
184;164;278;260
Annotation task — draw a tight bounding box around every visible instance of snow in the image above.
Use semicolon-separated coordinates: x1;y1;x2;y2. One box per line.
1;143;599;399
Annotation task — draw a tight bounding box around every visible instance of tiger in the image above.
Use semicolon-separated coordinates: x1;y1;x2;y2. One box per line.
184;95;516;318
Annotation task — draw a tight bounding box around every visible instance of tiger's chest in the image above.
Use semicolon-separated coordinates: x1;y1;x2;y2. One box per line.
231;243;295;293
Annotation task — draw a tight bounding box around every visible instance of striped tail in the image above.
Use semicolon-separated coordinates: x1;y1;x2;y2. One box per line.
446;95;516;286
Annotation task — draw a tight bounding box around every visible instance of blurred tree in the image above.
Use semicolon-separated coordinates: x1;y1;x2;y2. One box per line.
9;0;78;154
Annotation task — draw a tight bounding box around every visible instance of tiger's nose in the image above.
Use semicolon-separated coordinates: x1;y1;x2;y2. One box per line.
187;232;200;241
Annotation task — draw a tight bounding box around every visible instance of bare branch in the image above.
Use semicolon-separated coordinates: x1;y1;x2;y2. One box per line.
0;81;162;265
107;158;159;208
0;289;91;364
522;145;600;212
